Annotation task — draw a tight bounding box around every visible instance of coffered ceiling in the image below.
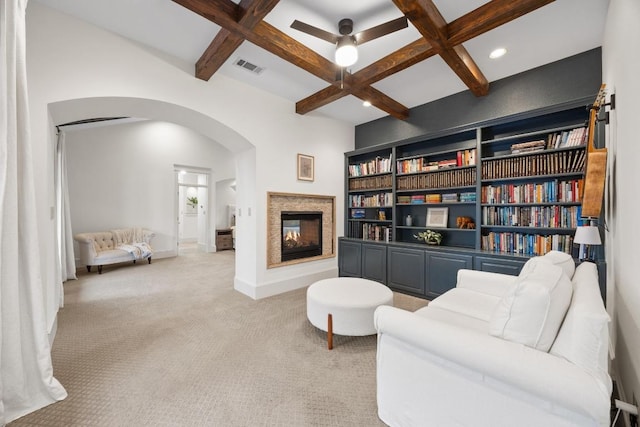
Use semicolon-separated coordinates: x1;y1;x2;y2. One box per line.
33;0;609;125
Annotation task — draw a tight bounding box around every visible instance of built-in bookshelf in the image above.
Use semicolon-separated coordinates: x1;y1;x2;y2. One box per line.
344;104;591;256
346;149;393;242
479;106;588;256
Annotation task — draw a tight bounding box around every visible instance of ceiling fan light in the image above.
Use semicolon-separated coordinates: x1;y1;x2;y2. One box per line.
335;37;358;67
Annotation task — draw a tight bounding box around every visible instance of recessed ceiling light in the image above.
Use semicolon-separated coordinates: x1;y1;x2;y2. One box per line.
489;48;507;59
363;101;372;107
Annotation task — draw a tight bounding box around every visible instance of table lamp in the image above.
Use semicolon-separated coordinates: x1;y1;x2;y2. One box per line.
573;225;601;262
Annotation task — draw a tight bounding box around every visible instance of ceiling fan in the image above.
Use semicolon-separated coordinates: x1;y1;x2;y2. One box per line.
290;16;408;67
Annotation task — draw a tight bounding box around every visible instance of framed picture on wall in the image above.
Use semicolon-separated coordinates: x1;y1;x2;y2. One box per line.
426;207;448;228
297;154;314;182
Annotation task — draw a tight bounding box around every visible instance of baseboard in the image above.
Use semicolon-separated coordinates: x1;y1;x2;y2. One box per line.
153;250;175;259
235;267;339;300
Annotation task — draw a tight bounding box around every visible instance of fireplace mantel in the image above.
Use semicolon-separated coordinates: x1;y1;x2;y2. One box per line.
267;192;336;268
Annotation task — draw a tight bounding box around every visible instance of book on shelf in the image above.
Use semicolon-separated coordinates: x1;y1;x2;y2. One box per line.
460;192;476;202
441;193;458;202
481;231;573;256
481;179;583;204
455;149;477;167
349;154;393;177
551;127;587;149
362;223;391;242
349;192;393;207
510;139;546;154
481;149;586;180
348;174;393;191
438;159;458;169
411;195;425;204
425;194;442;203
481;205;580;228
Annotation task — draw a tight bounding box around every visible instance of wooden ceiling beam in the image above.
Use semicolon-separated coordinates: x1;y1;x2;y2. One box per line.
353;86;409;120
447;0;555;46
174;0;337;82
296;39;437;115
193;0;280;80
392;0;488;96
196;29;244;80
174;0;410;119
177;0;555;120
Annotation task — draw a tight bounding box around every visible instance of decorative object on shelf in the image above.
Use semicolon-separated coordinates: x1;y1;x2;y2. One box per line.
405;214;412;226
351;209;365;219
573;224;601;262
414;230;443;245
426;207;448;228
378;210;386;220
456;216;475;229
297;153;314;182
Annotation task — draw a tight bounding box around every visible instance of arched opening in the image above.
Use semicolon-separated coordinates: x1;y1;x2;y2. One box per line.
48;97;256;279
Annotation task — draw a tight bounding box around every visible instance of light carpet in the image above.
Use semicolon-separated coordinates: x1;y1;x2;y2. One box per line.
10;251;427;427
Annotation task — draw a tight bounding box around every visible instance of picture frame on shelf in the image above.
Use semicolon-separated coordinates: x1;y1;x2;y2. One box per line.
297;153;314;181
426;207;449;228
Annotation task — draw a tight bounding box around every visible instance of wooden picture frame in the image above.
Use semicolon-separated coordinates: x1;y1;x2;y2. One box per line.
426;207;449;228
297;154;314;181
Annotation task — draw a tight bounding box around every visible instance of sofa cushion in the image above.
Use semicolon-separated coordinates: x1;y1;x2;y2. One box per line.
489;257;573;351
428;288;501;322
550;262;610;379
542;250;576;279
415;305;490;334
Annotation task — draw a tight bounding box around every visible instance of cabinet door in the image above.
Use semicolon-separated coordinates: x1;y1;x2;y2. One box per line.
474;256;525;276
425;252;473;299
362;243;387;284
387;247;426;295
338;240;362;277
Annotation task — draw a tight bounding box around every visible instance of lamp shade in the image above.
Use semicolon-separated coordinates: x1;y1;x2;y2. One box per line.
335;37;358;67
574;226;601;245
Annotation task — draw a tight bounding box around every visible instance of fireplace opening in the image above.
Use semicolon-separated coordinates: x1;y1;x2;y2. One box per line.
281;211;322;262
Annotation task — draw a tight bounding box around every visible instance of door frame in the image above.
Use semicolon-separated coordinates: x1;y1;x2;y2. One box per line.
174;164;212;255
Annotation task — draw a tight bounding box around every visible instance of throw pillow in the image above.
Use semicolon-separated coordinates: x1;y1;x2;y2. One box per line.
489;257;573;351
542;250;576;279
550;262;610;375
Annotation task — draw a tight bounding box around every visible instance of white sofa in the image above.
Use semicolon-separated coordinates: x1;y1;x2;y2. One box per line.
374;251;611;427
74;228;154;274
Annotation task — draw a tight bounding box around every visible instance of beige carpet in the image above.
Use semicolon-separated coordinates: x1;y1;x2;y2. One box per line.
10;251;427;427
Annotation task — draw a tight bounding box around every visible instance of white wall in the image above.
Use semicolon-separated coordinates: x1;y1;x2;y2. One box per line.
25;2;354;322
602;0;640;407
64;120;233;258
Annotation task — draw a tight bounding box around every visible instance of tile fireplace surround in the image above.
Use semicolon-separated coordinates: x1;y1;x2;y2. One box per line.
267;192;336;268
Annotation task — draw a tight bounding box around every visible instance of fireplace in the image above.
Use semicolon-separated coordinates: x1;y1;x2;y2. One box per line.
281;211;323;262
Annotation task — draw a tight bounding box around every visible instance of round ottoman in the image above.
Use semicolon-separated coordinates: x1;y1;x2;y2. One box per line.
306;277;394;349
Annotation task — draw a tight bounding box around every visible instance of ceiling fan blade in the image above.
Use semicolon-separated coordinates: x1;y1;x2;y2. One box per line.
354;16;408;45
291;20;339;44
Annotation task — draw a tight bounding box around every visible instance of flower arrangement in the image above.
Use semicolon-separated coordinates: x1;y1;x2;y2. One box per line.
187;196;198;207
414;229;443;245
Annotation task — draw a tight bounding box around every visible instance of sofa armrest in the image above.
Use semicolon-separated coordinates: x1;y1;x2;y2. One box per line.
374;305;611;424
456;269;517;297
142;229;155;245
74;233;98;264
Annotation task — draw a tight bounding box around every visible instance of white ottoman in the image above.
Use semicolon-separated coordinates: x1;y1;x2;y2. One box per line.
306;277;394;350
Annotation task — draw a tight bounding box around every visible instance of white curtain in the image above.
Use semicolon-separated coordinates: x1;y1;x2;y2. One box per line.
0;0;67;423
55;131;77;283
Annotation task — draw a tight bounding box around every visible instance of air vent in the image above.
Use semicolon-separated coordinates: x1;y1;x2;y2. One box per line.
234;58;265;75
